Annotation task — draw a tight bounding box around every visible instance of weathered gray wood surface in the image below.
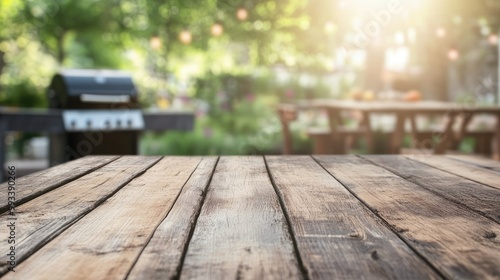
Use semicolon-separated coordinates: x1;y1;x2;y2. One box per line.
406;155;500;191
0;155;118;213
266;156;440;279
0;156;160;276
363;155;500;224
128;157;218;279
180;156;303;279
3;157;200;279
3;155;500;279
316;155;500;279
446;154;500;173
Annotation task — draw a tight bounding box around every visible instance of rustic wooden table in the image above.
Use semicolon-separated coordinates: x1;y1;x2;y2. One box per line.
1;155;499;279
293;100;500;157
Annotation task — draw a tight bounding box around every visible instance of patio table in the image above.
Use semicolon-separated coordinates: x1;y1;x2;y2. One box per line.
1;155;499;279
293;100;500;158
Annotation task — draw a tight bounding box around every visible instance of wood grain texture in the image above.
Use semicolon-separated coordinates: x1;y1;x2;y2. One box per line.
180;156;303;279
0;156;160;276
2;157;201;280
406;155;500;191
127;157;218;279
266;156;441;279
445;154;500;173
0;155;118;213
315;155;500;279
363;155;500;224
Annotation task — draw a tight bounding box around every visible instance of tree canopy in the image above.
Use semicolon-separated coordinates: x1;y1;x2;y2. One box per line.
1;0;500;106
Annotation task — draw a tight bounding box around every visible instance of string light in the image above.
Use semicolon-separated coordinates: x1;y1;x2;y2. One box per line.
436;27;446;38
236;8;248;21
149;36;161;50
488;34;498;45
481;26;491;36
179;30;192;44
211;23;223;36
324;22;336;34
407;28;416;44
394;32;405;45
448;49;459;61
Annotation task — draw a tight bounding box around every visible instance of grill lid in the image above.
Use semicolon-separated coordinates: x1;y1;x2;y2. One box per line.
53;69;137;97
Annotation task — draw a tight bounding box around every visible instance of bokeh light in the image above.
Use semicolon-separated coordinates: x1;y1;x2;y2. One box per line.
179;30;192;44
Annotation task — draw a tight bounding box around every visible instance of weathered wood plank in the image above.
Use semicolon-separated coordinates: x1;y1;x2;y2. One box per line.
266;156;441;279
445;154;500;173
315;155;500;279
406;155;500;191
180;156;303;279
0;155;119;213
0;156;161;276
127;157;218;279
363;155;500;224
2;156;201;279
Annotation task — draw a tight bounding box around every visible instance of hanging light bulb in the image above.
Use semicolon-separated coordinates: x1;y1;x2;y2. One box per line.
149;36;161;50
448;49;459;61
407;28;416;44
436;27;446;38
324;21;336;34
488;34;498;45
236;8;248;21
179;30;192;44
211;23;224;36
394;31;405;45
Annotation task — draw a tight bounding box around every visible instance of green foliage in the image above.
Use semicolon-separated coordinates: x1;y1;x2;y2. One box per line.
2;0;499;157
140;120;283;155
195;73;265;133
0;79;46;108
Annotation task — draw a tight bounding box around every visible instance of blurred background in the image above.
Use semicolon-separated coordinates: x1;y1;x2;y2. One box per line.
1;0;500;165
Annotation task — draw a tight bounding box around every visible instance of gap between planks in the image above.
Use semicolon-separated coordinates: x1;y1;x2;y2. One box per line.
361;155;500;225
127;157;219;280
263;156;310;280
445;154;500;172
403;154;500;191
0;156;120;214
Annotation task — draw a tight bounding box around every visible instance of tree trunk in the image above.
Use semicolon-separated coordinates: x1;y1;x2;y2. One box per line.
364;42;385;93
423;36;449;101
0;50;5;91
56;33;66;65
0;50;5;75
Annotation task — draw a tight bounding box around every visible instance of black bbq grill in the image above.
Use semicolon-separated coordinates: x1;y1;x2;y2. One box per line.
48;69;145;163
